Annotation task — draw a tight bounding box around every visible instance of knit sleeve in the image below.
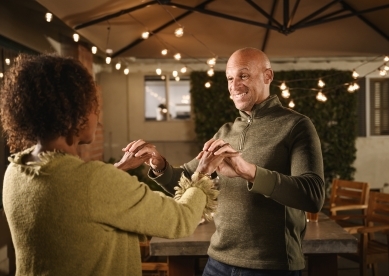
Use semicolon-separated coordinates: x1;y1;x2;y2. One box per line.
87;162;217;239
250;117;325;212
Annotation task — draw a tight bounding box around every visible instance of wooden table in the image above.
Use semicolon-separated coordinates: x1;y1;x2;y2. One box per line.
149;213;357;276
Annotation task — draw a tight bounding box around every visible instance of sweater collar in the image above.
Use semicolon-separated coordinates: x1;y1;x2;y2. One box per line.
238;94;282;119
8;146;67;176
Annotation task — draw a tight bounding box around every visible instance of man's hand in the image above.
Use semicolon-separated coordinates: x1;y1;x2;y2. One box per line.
198;138;256;182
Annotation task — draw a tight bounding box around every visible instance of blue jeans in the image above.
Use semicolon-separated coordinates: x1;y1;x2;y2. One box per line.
202;257;302;276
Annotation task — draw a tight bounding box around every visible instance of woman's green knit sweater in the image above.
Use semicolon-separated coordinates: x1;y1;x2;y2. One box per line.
3;148;215;276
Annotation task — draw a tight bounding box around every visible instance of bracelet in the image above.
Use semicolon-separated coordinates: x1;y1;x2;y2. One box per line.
192;171;212;181
152;157;167;174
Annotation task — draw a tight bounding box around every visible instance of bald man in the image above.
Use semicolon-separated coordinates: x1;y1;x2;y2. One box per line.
147;47;325;276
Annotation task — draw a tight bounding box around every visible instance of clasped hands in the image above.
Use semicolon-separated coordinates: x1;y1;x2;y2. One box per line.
115;138;255;182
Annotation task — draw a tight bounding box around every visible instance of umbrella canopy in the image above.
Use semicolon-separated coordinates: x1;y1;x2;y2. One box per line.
33;0;389;63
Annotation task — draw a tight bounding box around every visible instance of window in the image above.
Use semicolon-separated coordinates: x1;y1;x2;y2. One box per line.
370;78;389;135
144;76;191;121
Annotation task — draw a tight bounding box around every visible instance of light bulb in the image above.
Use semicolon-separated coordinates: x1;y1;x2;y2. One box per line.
316;91;327;102
205;82;211;88
318;79;325;88
352;70;359;79
281;89;290;98
174;27;184;37
384;56;389;62
156;68;162;75
115;62;121;70
106;49;113;55
91;46;97;54
5;58;10;65
105;57;111;64
45;12;53;22
384;65;389;71
174;53;181;60
180;66;187;73
379;69;387;76
0;72;3;78
175;76;180;81
73;33;79;42
161;75;166;80
207;68;214;77
172;71;178;77
207;58;216;66
280;82;287;90
161;49;168;55
353;83;360;90
124;68;129;75
141;31;149;39
288;100;295;108
348;84;356;93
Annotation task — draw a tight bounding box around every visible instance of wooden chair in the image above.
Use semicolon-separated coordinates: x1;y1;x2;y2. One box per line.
327;179;370;233
339;191;389;276
140;239;168;276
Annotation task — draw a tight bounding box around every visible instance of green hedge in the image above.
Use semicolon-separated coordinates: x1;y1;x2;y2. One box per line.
190;70;357;190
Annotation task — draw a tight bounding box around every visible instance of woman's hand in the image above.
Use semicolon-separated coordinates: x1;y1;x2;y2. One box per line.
118;139;166;173
114;150;151;171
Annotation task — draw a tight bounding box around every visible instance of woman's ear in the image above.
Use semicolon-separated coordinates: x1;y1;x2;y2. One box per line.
65;131;74;146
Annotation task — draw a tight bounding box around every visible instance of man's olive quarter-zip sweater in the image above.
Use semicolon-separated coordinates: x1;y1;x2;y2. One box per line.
151;95;325;270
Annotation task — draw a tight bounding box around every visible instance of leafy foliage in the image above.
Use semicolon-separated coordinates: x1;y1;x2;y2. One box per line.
190;71;239;147
190;69;357;190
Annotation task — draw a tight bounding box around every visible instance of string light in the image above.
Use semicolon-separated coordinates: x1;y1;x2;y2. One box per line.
207;57;216;67
115;62;121;70
384;65;389;71
384;56;389;62
174;27;184;37
161;49;168;55
0;73;3;78
172;71;178;77
180;66;187;73
141;31;149;39
379;69;387;76
124;68;129;75
45;12;53;22
91;46;97;54
205;82;211;88
156;68;162;75
105;49;113;65
174;53;181;60
207;68;214;77
288;100;295;108
316;91;327;102
175;76;180;81
281;89;290;98
5;58;10;65
73;33;79;42
318;79;325;88
280;82;287;90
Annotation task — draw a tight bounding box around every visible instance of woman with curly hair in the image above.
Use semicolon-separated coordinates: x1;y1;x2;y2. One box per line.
0;53;232;276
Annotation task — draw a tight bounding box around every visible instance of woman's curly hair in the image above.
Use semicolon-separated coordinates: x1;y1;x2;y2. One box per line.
0;53;98;153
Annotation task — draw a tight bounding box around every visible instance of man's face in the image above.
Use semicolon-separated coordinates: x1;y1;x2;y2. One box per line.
226;53;271;113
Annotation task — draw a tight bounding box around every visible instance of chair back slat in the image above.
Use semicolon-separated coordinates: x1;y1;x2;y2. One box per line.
367;191;389;225
330;179;370;207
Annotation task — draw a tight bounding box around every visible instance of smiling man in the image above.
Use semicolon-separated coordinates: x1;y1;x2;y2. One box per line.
146;47;325;276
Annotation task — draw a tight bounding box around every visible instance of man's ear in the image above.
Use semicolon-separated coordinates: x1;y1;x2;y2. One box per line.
264;69;274;84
